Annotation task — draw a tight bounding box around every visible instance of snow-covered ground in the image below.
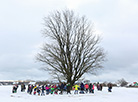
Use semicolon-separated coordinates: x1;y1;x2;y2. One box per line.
0;85;138;102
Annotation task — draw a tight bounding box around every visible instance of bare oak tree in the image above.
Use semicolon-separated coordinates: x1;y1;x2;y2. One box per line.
36;10;106;86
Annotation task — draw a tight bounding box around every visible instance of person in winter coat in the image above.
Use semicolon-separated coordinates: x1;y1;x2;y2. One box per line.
12;84;18;93
59;83;64;94
80;82;85;94
51;85;55;94
21;83;24;92
29;85;34;94
108;83;112;92
85;84;89;93
64;84;67;91
45;85;50;95
21;83;26;92
27;84;30;93
89;83;93;93
97;82;100;91
73;84;80;94
92;83;95;93
41;85;45;96
100;84;103;91
54;84;58;94
67;83;71;94
33;85;37;95
37;85;41;96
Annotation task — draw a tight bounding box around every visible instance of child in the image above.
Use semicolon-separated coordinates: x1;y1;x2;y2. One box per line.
73;83;80;94
51;85;55;94
67;83;71;94
92;83;95;93
85;84;89;93
33;85;37;95
45;85;50;95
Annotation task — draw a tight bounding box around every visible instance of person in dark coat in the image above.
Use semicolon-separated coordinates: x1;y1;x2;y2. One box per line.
27;84;30;93
41;85;45;96
12;84;18;93
89;83;92;93
97;82;100;91
21;83;26;92
80;82;85;94
100;84;103;91
29;84;34;94
37;85;41;96
67;83;71;94
108;83;112;92
59;83;64;94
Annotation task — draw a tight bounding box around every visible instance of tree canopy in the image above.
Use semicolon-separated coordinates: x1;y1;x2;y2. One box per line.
36;9;106;85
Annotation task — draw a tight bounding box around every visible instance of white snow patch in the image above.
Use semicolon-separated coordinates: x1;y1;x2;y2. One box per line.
0;86;137;102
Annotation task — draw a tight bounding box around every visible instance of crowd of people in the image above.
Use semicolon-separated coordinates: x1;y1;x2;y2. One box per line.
12;82;112;96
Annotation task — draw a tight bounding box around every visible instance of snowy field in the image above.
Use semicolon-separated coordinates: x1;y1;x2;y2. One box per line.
0;85;138;102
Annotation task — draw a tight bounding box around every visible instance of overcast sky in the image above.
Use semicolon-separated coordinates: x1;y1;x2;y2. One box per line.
0;0;138;82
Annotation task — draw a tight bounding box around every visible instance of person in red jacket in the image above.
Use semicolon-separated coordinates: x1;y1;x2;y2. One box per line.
92;83;95;93
85;84;89;93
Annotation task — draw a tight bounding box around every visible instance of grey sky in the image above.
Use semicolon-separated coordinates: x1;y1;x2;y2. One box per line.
0;0;138;82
